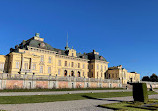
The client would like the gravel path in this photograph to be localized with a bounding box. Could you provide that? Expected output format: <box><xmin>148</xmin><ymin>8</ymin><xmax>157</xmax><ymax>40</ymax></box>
<box><xmin>0</xmin><ymin>94</ymin><xmax>157</xmax><ymax>111</ymax></box>
<box><xmin>0</xmin><ymin>89</ymin><xmax>131</xmax><ymax>96</ymax></box>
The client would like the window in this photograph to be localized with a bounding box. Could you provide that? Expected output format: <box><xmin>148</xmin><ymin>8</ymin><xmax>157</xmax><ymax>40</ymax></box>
<box><xmin>65</xmin><ymin>61</ymin><xmax>67</xmax><ymax>66</ymax></box>
<box><xmin>16</xmin><ymin>62</ymin><xmax>20</xmax><ymax>69</ymax></box>
<box><xmin>78</xmin><ymin>71</ymin><xmax>80</xmax><ymax>77</ymax></box>
<box><xmin>97</xmin><ymin>64</ymin><xmax>99</xmax><ymax>70</ymax></box>
<box><xmin>48</xmin><ymin>66</ymin><xmax>51</xmax><ymax>73</ymax></box>
<box><xmin>101</xmin><ymin>65</ymin><xmax>103</xmax><ymax>71</ymax></box>
<box><xmin>41</xmin><ymin>55</ymin><xmax>44</xmax><ymax>62</ymax></box>
<box><xmin>58</xmin><ymin>69</ymin><xmax>60</xmax><ymax>75</ymax></box>
<box><xmin>92</xmin><ymin>72</ymin><xmax>93</xmax><ymax>77</ymax></box>
<box><xmin>32</xmin><ymin>64</ymin><xmax>36</xmax><ymax>70</ymax></box>
<box><xmin>64</xmin><ymin>70</ymin><xmax>67</xmax><ymax>76</ymax></box>
<box><xmin>78</xmin><ymin>63</ymin><xmax>80</xmax><ymax>68</ymax></box>
<box><xmin>101</xmin><ymin>73</ymin><xmax>103</xmax><ymax>77</ymax></box>
<box><xmin>48</xmin><ymin>56</ymin><xmax>51</xmax><ymax>63</ymax></box>
<box><xmin>83</xmin><ymin>72</ymin><xmax>84</xmax><ymax>76</ymax></box>
<box><xmin>0</xmin><ymin>63</ymin><xmax>4</xmax><ymax>69</ymax></box>
<box><xmin>97</xmin><ymin>72</ymin><xmax>99</xmax><ymax>78</ymax></box>
<box><xmin>71</xmin><ymin>71</ymin><xmax>74</xmax><ymax>76</ymax></box>
<box><xmin>124</xmin><ymin>72</ymin><xmax>126</xmax><ymax>79</ymax></box>
<box><xmin>58</xmin><ymin>60</ymin><xmax>61</xmax><ymax>66</ymax></box>
<box><xmin>24</xmin><ymin>63</ymin><xmax>28</xmax><ymax>70</ymax></box>
<box><xmin>91</xmin><ymin>65</ymin><xmax>93</xmax><ymax>69</ymax></box>
<box><xmin>104</xmin><ymin>66</ymin><xmax>106</xmax><ymax>70</ymax></box>
<box><xmin>71</xmin><ymin>62</ymin><xmax>74</xmax><ymax>67</ymax></box>
<box><xmin>83</xmin><ymin>64</ymin><xmax>85</xmax><ymax>69</ymax></box>
<box><xmin>40</xmin><ymin>66</ymin><xmax>43</xmax><ymax>73</ymax></box>
<box><xmin>72</xmin><ymin>53</ymin><xmax>74</xmax><ymax>56</ymax></box>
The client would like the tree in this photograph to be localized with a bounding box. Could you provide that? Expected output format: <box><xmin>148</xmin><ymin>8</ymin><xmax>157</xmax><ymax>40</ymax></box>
<box><xmin>150</xmin><ymin>73</ymin><xmax>158</xmax><ymax>82</ymax></box>
<box><xmin>142</xmin><ymin>76</ymin><xmax>150</xmax><ymax>81</ymax></box>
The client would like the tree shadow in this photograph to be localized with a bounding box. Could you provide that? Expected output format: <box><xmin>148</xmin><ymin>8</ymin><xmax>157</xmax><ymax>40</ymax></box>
<box><xmin>82</xmin><ymin>95</ymin><xmax>124</xmax><ymax>102</ymax></box>
<box><xmin>126</xmin><ymin>105</ymin><xmax>157</xmax><ymax>110</ymax></box>
<box><xmin>97</xmin><ymin>105</ymin><xmax>122</xmax><ymax>110</ymax></box>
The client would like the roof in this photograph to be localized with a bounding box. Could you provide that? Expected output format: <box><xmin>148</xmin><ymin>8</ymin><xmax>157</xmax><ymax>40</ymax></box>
<box><xmin>11</xmin><ymin>37</ymin><xmax>89</xmax><ymax>60</ymax></box>
<box><xmin>86</xmin><ymin>52</ymin><xmax>107</xmax><ymax>62</ymax></box>
<box><xmin>19</xmin><ymin>38</ymin><xmax>55</xmax><ymax>51</ymax></box>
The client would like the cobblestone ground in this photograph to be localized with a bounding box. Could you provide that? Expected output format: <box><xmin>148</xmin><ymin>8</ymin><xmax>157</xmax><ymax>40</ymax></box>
<box><xmin>0</xmin><ymin>94</ymin><xmax>157</xmax><ymax>111</ymax></box>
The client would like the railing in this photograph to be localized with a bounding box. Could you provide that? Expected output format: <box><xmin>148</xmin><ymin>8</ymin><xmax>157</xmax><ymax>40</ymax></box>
<box><xmin>140</xmin><ymin>81</ymin><xmax>158</xmax><ymax>85</ymax></box>
<box><xmin>20</xmin><ymin>69</ymin><xmax>32</xmax><ymax>73</ymax></box>
<box><xmin>0</xmin><ymin>73</ymin><xmax>122</xmax><ymax>83</ymax></box>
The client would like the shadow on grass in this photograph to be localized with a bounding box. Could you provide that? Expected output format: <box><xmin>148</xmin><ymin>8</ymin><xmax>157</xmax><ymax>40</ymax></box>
<box><xmin>147</xmin><ymin>105</ymin><xmax>158</xmax><ymax>108</ymax></box>
<box><xmin>126</xmin><ymin>105</ymin><xmax>157</xmax><ymax>110</ymax></box>
<box><xmin>82</xmin><ymin>95</ymin><xmax>103</xmax><ymax>100</ymax></box>
<box><xmin>97</xmin><ymin>105</ymin><xmax>122</xmax><ymax>110</ymax></box>
<box><xmin>82</xmin><ymin>95</ymin><xmax>124</xmax><ymax>102</ymax></box>
<box><xmin>82</xmin><ymin>95</ymin><xmax>125</xmax><ymax>110</ymax></box>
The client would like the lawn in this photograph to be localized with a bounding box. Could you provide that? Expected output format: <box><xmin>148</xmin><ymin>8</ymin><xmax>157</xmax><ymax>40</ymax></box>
<box><xmin>0</xmin><ymin>88</ymin><xmax>124</xmax><ymax>92</ymax></box>
<box><xmin>0</xmin><ymin>91</ymin><xmax>156</xmax><ymax>104</ymax></box>
<box><xmin>98</xmin><ymin>99</ymin><xmax>158</xmax><ymax>111</ymax></box>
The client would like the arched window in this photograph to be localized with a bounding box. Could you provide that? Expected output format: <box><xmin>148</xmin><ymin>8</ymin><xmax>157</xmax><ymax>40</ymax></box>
<box><xmin>104</xmin><ymin>72</ymin><xmax>107</xmax><ymax>79</ymax></box>
<box><xmin>71</xmin><ymin>71</ymin><xmax>74</xmax><ymax>76</ymax></box>
<box><xmin>64</xmin><ymin>70</ymin><xmax>67</xmax><ymax>76</ymax></box>
<box><xmin>78</xmin><ymin>71</ymin><xmax>80</xmax><ymax>77</ymax></box>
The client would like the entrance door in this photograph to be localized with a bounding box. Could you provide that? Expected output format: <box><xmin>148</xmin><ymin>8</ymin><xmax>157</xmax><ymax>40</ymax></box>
<box><xmin>29</xmin><ymin>82</ymin><xmax>31</xmax><ymax>89</ymax></box>
<box><xmin>72</xmin><ymin>83</ymin><xmax>74</xmax><ymax>88</ymax></box>
<box><xmin>130</xmin><ymin>78</ymin><xmax>133</xmax><ymax>83</ymax></box>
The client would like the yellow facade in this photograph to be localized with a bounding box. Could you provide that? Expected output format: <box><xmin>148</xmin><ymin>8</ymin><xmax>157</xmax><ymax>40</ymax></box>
<box><xmin>0</xmin><ymin>33</ymin><xmax>108</xmax><ymax>79</ymax></box>
<box><xmin>106</xmin><ymin>65</ymin><xmax>140</xmax><ymax>84</ymax></box>
<box><xmin>0</xmin><ymin>55</ymin><xmax>7</xmax><ymax>73</ymax></box>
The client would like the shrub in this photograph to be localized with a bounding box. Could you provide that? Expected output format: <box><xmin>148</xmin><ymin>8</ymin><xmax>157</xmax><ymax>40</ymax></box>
<box><xmin>132</xmin><ymin>83</ymin><xmax>148</xmax><ymax>103</ymax></box>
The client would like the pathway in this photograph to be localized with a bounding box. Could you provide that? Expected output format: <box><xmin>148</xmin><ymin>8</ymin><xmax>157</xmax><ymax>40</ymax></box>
<box><xmin>0</xmin><ymin>94</ymin><xmax>157</xmax><ymax>111</ymax></box>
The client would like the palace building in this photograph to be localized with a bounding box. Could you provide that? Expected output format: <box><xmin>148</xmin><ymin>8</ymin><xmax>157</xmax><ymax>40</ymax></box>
<box><xmin>0</xmin><ymin>33</ymin><xmax>109</xmax><ymax>79</ymax></box>
<box><xmin>106</xmin><ymin>65</ymin><xmax>140</xmax><ymax>84</ymax></box>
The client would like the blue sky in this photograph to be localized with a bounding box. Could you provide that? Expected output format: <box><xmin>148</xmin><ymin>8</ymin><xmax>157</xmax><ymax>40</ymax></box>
<box><xmin>0</xmin><ymin>0</ymin><xmax>158</xmax><ymax>78</ymax></box>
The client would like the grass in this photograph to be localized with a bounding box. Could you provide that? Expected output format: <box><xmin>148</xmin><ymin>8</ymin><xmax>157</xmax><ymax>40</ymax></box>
<box><xmin>98</xmin><ymin>99</ymin><xmax>158</xmax><ymax>111</ymax></box>
<box><xmin>0</xmin><ymin>88</ymin><xmax>124</xmax><ymax>92</ymax></box>
<box><xmin>0</xmin><ymin>91</ymin><xmax>157</xmax><ymax>104</ymax></box>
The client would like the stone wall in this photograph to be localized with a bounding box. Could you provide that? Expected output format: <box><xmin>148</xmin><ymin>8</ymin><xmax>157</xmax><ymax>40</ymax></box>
<box><xmin>0</xmin><ymin>73</ymin><xmax>123</xmax><ymax>89</ymax></box>
<box><xmin>141</xmin><ymin>81</ymin><xmax>158</xmax><ymax>89</ymax></box>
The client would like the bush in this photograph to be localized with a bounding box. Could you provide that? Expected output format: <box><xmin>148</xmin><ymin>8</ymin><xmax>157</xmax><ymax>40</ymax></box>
<box><xmin>132</xmin><ymin>83</ymin><xmax>148</xmax><ymax>103</ymax></box>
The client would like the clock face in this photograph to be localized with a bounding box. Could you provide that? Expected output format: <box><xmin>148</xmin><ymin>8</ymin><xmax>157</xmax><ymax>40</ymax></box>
<box><xmin>40</xmin><ymin>43</ymin><xmax>46</xmax><ymax>48</ymax></box>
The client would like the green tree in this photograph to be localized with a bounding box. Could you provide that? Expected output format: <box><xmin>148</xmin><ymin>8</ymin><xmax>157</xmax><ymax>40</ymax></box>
<box><xmin>142</xmin><ymin>76</ymin><xmax>150</xmax><ymax>81</ymax></box>
<box><xmin>150</xmin><ymin>73</ymin><xmax>158</xmax><ymax>82</ymax></box>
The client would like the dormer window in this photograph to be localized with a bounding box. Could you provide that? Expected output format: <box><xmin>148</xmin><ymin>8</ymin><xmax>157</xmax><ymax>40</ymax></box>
<box><xmin>100</xmin><ymin>56</ymin><xmax>103</xmax><ymax>60</ymax></box>
<box><xmin>58</xmin><ymin>50</ymin><xmax>61</xmax><ymax>55</ymax></box>
<box><xmin>40</xmin><ymin>42</ymin><xmax>46</xmax><ymax>48</ymax></box>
